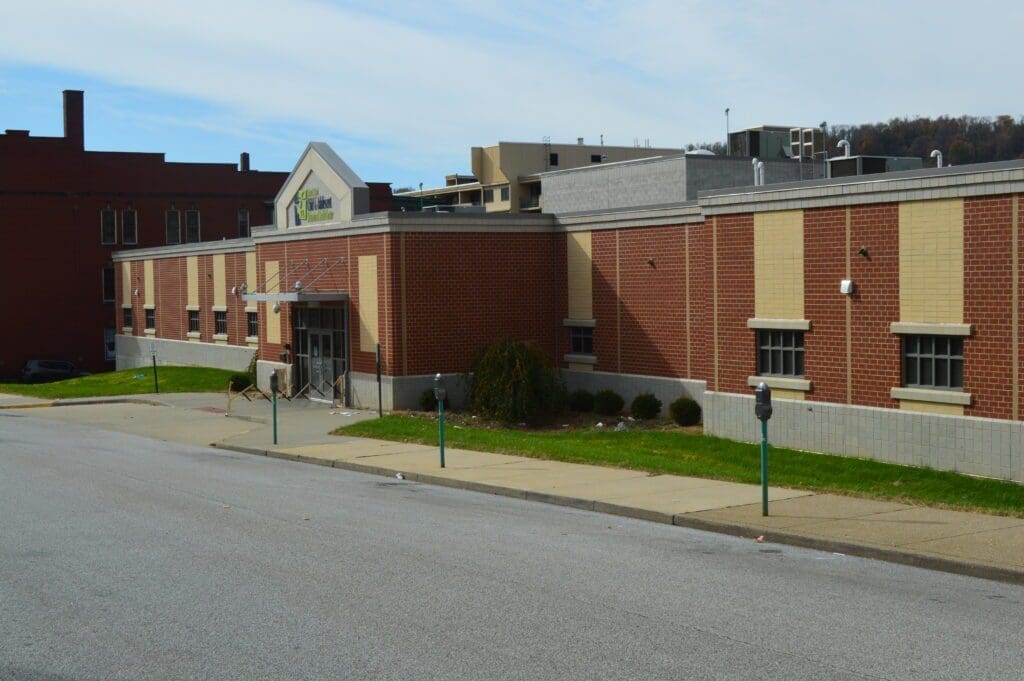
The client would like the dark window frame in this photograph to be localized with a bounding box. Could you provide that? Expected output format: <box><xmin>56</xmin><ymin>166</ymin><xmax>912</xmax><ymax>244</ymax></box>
<box><xmin>101</xmin><ymin>265</ymin><xmax>116</xmax><ymax>303</ymax></box>
<box><xmin>100</xmin><ymin>207</ymin><xmax>117</xmax><ymax>245</ymax></box>
<box><xmin>185</xmin><ymin>209</ymin><xmax>201</xmax><ymax>243</ymax></box>
<box><xmin>145</xmin><ymin>307</ymin><xmax>156</xmax><ymax>331</ymax></box>
<box><xmin>549</xmin><ymin>152</ymin><xmax>559</xmax><ymax>166</ymax></box>
<box><xmin>247</xmin><ymin>311</ymin><xmax>258</xmax><ymax>338</ymax></box>
<box><xmin>903</xmin><ymin>335</ymin><xmax>964</xmax><ymax>389</ymax></box>
<box><xmin>569</xmin><ymin>326</ymin><xmax>594</xmax><ymax>355</ymax></box>
<box><xmin>122</xmin><ymin>208</ymin><xmax>138</xmax><ymax>245</ymax></box>
<box><xmin>238</xmin><ymin>208</ymin><xmax>250</xmax><ymax>238</ymax></box>
<box><xmin>500</xmin><ymin>186</ymin><xmax>510</xmax><ymax>202</ymax></box>
<box><xmin>483</xmin><ymin>188</ymin><xmax>494</xmax><ymax>203</ymax></box>
<box><xmin>165</xmin><ymin>209</ymin><xmax>181</xmax><ymax>245</ymax></box>
<box><xmin>756</xmin><ymin>330</ymin><xmax>805</xmax><ymax>377</ymax></box>
<box><xmin>188</xmin><ymin>310</ymin><xmax>200</xmax><ymax>333</ymax></box>
<box><xmin>123</xmin><ymin>306</ymin><xmax>133</xmax><ymax>330</ymax></box>
<box><xmin>214</xmin><ymin>310</ymin><xmax>228</xmax><ymax>336</ymax></box>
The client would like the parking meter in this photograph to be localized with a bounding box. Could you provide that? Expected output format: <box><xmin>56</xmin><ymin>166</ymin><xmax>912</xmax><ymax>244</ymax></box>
<box><xmin>754</xmin><ymin>381</ymin><xmax>772</xmax><ymax>516</ymax></box>
<box><xmin>433</xmin><ymin>373</ymin><xmax>447</xmax><ymax>404</ymax></box>
<box><xmin>269</xmin><ymin>371</ymin><xmax>279</xmax><ymax>395</ymax></box>
<box><xmin>269</xmin><ymin>371</ymin><xmax>280</xmax><ymax>445</ymax></box>
<box><xmin>434</xmin><ymin>373</ymin><xmax>446</xmax><ymax>468</ymax></box>
<box><xmin>754</xmin><ymin>382</ymin><xmax>772</xmax><ymax>421</ymax></box>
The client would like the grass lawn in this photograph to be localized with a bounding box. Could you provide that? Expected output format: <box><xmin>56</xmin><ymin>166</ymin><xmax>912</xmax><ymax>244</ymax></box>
<box><xmin>337</xmin><ymin>414</ymin><xmax>1024</xmax><ymax>517</ymax></box>
<box><xmin>0</xmin><ymin>366</ymin><xmax>239</xmax><ymax>399</ymax></box>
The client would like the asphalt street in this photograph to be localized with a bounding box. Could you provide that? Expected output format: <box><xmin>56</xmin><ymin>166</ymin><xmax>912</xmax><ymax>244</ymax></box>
<box><xmin>1</xmin><ymin>411</ymin><xmax>1022</xmax><ymax>680</ymax></box>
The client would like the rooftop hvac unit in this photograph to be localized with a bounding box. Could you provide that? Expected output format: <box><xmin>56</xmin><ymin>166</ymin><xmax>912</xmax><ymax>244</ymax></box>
<box><xmin>790</xmin><ymin>128</ymin><xmax>803</xmax><ymax>159</ymax></box>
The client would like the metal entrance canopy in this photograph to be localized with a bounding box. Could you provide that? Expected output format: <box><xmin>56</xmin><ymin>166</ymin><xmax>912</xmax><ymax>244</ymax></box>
<box><xmin>243</xmin><ymin>291</ymin><xmax>349</xmax><ymax>303</ymax></box>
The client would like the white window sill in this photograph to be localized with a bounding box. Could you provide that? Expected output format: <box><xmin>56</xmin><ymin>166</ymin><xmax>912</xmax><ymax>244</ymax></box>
<box><xmin>889</xmin><ymin>322</ymin><xmax>972</xmax><ymax>336</ymax></box>
<box><xmin>564</xmin><ymin>353</ymin><xmax>597</xmax><ymax>365</ymax></box>
<box><xmin>121</xmin><ymin>328</ymin><xmax>133</xmax><ymax>335</ymax></box>
<box><xmin>245</xmin><ymin>336</ymin><xmax>259</xmax><ymax>344</ymax></box>
<box><xmin>212</xmin><ymin>305</ymin><xmax>228</xmax><ymax>313</ymax></box>
<box><xmin>143</xmin><ymin>304</ymin><xmax>155</xmax><ymax>310</ymax></box>
<box><xmin>747</xmin><ymin>318</ymin><xmax>811</xmax><ymax>331</ymax></box>
<box><xmin>890</xmin><ymin>387</ymin><xmax>971</xmax><ymax>406</ymax></box>
<box><xmin>245</xmin><ymin>306</ymin><xmax>258</xmax><ymax>314</ymax></box>
<box><xmin>747</xmin><ymin>375</ymin><xmax>812</xmax><ymax>392</ymax></box>
<box><xmin>213</xmin><ymin>334</ymin><xmax>229</xmax><ymax>342</ymax></box>
<box><xmin>186</xmin><ymin>305</ymin><xmax>200</xmax><ymax>312</ymax></box>
<box><xmin>121</xmin><ymin>303</ymin><xmax>133</xmax><ymax>310</ymax></box>
<box><xmin>144</xmin><ymin>329</ymin><xmax>156</xmax><ymax>336</ymax></box>
<box><xmin>187</xmin><ymin>331</ymin><xmax>201</xmax><ymax>339</ymax></box>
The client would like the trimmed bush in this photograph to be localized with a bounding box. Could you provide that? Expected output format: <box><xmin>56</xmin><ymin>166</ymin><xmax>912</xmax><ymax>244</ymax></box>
<box><xmin>469</xmin><ymin>339</ymin><xmax>565</xmax><ymax>424</ymax></box>
<box><xmin>670</xmin><ymin>396</ymin><xmax>702</xmax><ymax>426</ymax></box>
<box><xmin>593</xmin><ymin>389</ymin><xmax>624</xmax><ymax>416</ymax></box>
<box><xmin>631</xmin><ymin>392</ymin><xmax>662</xmax><ymax>420</ymax></box>
<box><xmin>568</xmin><ymin>389</ymin><xmax>595</xmax><ymax>413</ymax></box>
<box><xmin>228</xmin><ymin>372</ymin><xmax>252</xmax><ymax>392</ymax></box>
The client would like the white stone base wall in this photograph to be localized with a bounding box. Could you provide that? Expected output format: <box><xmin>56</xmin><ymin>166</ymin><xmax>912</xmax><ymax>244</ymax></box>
<box><xmin>561</xmin><ymin>369</ymin><xmax>706</xmax><ymax>414</ymax></box>
<box><xmin>703</xmin><ymin>391</ymin><xmax>1023</xmax><ymax>483</ymax></box>
<box><xmin>348</xmin><ymin>371</ymin><xmax>469</xmax><ymax>412</ymax></box>
<box><xmin>256</xmin><ymin>360</ymin><xmax>292</xmax><ymax>395</ymax></box>
<box><xmin>116</xmin><ymin>335</ymin><xmax>254</xmax><ymax>372</ymax></box>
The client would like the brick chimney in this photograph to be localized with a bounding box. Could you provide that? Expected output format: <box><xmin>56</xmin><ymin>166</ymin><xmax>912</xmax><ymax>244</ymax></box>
<box><xmin>240</xmin><ymin>152</ymin><xmax>250</xmax><ymax>172</ymax></box>
<box><xmin>63</xmin><ymin>90</ymin><xmax>84</xmax><ymax>149</ymax></box>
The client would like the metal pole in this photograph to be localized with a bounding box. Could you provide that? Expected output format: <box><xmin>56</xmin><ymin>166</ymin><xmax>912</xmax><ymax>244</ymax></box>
<box><xmin>272</xmin><ymin>389</ymin><xmax>278</xmax><ymax>445</ymax></box>
<box><xmin>760</xmin><ymin>418</ymin><xmax>769</xmax><ymax>516</ymax></box>
<box><xmin>438</xmin><ymin>399</ymin><xmax>445</xmax><ymax>468</ymax></box>
<box><xmin>152</xmin><ymin>356</ymin><xmax>159</xmax><ymax>394</ymax></box>
<box><xmin>376</xmin><ymin>343</ymin><xmax>383</xmax><ymax>418</ymax></box>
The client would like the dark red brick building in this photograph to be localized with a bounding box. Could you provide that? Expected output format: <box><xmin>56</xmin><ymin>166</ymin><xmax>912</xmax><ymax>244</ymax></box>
<box><xmin>0</xmin><ymin>90</ymin><xmax>289</xmax><ymax>375</ymax></box>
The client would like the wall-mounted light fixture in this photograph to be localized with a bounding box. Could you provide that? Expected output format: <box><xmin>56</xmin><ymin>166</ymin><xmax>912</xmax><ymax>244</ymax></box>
<box><xmin>272</xmin><ymin>302</ymin><xmax>281</xmax><ymax>313</ymax></box>
<box><xmin>647</xmin><ymin>258</ymin><xmax>656</xmax><ymax>268</ymax></box>
<box><xmin>133</xmin><ymin>288</ymin><xmax>140</xmax><ymax>297</ymax></box>
<box><xmin>858</xmin><ymin>246</ymin><xmax>869</xmax><ymax>258</ymax></box>
<box><xmin>840</xmin><ymin>280</ymin><xmax>855</xmax><ymax>295</ymax></box>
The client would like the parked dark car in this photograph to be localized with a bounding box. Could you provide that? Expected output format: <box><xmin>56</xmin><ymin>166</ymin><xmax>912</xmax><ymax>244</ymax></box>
<box><xmin>20</xmin><ymin>359</ymin><xmax>81</xmax><ymax>383</ymax></box>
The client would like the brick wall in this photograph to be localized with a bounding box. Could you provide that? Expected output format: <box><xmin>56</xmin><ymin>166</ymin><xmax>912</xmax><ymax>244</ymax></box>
<box><xmin>964</xmin><ymin>195</ymin><xmax>1014</xmax><ymax>419</ymax></box>
<box><xmin>803</xmin><ymin>207</ymin><xmax>848</xmax><ymax>404</ymax></box>
<box><xmin>850</xmin><ymin>203</ymin><xmax>901</xmax><ymax>408</ymax></box>
<box><xmin>714</xmin><ymin>214</ymin><xmax>755</xmax><ymax>393</ymax></box>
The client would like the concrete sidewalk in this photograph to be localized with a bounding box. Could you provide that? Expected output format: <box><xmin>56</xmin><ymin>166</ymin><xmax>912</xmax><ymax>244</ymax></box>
<box><xmin>9</xmin><ymin>391</ymin><xmax>1024</xmax><ymax>584</ymax></box>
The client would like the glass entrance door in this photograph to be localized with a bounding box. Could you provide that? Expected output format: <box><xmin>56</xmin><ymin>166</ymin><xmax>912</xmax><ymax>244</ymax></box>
<box><xmin>308</xmin><ymin>331</ymin><xmax>333</xmax><ymax>401</ymax></box>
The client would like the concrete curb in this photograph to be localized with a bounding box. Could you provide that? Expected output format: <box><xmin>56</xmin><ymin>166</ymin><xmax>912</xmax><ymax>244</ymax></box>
<box><xmin>0</xmin><ymin>396</ymin><xmax>171</xmax><ymax>410</ymax></box>
<box><xmin>209</xmin><ymin>442</ymin><xmax>1024</xmax><ymax>587</ymax></box>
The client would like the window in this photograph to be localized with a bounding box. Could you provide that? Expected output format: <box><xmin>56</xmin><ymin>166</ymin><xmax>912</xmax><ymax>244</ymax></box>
<box><xmin>100</xmin><ymin>208</ymin><xmax>116</xmax><ymax>244</ymax></box>
<box><xmin>102</xmin><ymin>265</ymin><xmax>115</xmax><ymax>302</ymax></box>
<box><xmin>188</xmin><ymin>310</ymin><xmax>200</xmax><ymax>333</ymax></box>
<box><xmin>549</xmin><ymin>152</ymin><xmax>559</xmax><ymax>166</ymax></box>
<box><xmin>483</xmin><ymin>188</ymin><xmax>494</xmax><ymax>203</ymax></box>
<box><xmin>500</xmin><ymin>186</ymin><xmax>510</xmax><ymax>202</ymax></box>
<box><xmin>570</xmin><ymin>326</ymin><xmax>594</xmax><ymax>355</ymax></box>
<box><xmin>123</xmin><ymin>208</ymin><xmax>138</xmax><ymax>244</ymax></box>
<box><xmin>145</xmin><ymin>308</ymin><xmax>156</xmax><ymax>330</ymax></box>
<box><xmin>247</xmin><ymin>311</ymin><xmax>258</xmax><ymax>338</ymax></box>
<box><xmin>215</xmin><ymin>310</ymin><xmax>227</xmax><ymax>336</ymax></box>
<box><xmin>238</xmin><ymin>209</ymin><xmax>250</xmax><ymax>238</ymax></box>
<box><xmin>590</xmin><ymin>154</ymin><xmax>603</xmax><ymax>163</ymax></box>
<box><xmin>185</xmin><ymin>209</ymin><xmax>201</xmax><ymax>243</ymax></box>
<box><xmin>165</xmin><ymin>209</ymin><xmax>181</xmax><ymax>244</ymax></box>
<box><xmin>123</xmin><ymin>306</ymin><xmax>133</xmax><ymax>329</ymax></box>
<box><xmin>757</xmin><ymin>330</ymin><xmax>804</xmax><ymax>377</ymax></box>
<box><xmin>104</xmin><ymin>328</ymin><xmax>116</xmax><ymax>361</ymax></box>
<box><xmin>903</xmin><ymin>335</ymin><xmax>963</xmax><ymax>389</ymax></box>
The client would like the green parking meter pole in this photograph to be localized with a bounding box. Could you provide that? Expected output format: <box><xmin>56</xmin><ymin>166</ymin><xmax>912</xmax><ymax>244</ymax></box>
<box><xmin>754</xmin><ymin>382</ymin><xmax>773</xmax><ymax>517</ymax></box>
<box><xmin>149</xmin><ymin>342</ymin><xmax>159</xmax><ymax>394</ymax></box>
<box><xmin>760</xmin><ymin>418</ymin><xmax>768</xmax><ymax>517</ymax></box>
<box><xmin>270</xmin><ymin>372</ymin><xmax>279</xmax><ymax>445</ymax></box>
<box><xmin>434</xmin><ymin>373</ymin><xmax>446</xmax><ymax>468</ymax></box>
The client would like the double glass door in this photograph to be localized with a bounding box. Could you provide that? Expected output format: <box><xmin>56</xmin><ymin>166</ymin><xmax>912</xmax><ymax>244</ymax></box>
<box><xmin>294</xmin><ymin>306</ymin><xmax>348</xmax><ymax>402</ymax></box>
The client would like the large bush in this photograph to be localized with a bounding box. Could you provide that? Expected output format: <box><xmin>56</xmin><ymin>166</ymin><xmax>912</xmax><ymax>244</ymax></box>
<box><xmin>593</xmin><ymin>389</ymin><xmax>624</xmax><ymax>416</ymax></box>
<box><xmin>469</xmin><ymin>339</ymin><xmax>564</xmax><ymax>424</ymax></box>
<box><xmin>568</xmin><ymin>389</ymin><xmax>595</xmax><ymax>413</ymax></box>
<box><xmin>670</xmin><ymin>396</ymin><xmax>702</xmax><ymax>426</ymax></box>
<box><xmin>631</xmin><ymin>393</ymin><xmax>662</xmax><ymax>420</ymax></box>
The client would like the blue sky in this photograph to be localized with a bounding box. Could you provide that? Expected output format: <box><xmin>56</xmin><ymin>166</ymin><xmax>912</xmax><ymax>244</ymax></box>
<box><xmin>1</xmin><ymin>1</ymin><xmax>1022</xmax><ymax>189</ymax></box>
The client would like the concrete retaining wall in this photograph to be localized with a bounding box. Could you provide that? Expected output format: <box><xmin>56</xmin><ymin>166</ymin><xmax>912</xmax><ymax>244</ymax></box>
<box><xmin>703</xmin><ymin>391</ymin><xmax>1023</xmax><ymax>483</ymax></box>
<box><xmin>562</xmin><ymin>369</ymin><xmax>705</xmax><ymax>415</ymax></box>
<box><xmin>116</xmin><ymin>335</ymin><xmax>254</xmax><ymax>372</ymax></box>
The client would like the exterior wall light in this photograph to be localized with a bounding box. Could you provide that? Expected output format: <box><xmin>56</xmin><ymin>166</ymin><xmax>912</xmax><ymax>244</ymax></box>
<box><xmin>840</xmin><ymin>279</ymin><xmax>855</xmax><ymax>295</ymax></box>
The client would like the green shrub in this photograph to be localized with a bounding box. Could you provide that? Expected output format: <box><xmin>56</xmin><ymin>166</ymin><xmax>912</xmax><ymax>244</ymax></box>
<box><xmin>568</xmin><ymin>389</ymin><xmax>595</xmax><ymax>412</ymax></box>
<box><xmin>228</xmin><ymin>372</ymin><xmax>253</xmax><ymax>392</ymax></box>
<box><xmin>631</xmin><ymin>392</ymin><xmax>662</xmax><ymax>420</ymax></box>
<box><xmin>593</xmin><ymin>389</ymin><xmax>624</xmax><ymax>416</ymax></box>
<box><xmin>469</xmin><ymin>339</ymin><xmax>564</xmax><ymax>424</ymax></box>
<box><xmin>670</xmin><ymin>396</ymin><xmax>702</xmax><ymax>426</ymax></box>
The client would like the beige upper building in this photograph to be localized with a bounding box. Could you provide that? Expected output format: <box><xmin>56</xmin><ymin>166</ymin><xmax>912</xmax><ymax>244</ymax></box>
<box><xmin>401</xmin><ymin>140</ymin><xmax>681</xmax><ymax>213</ymax></box>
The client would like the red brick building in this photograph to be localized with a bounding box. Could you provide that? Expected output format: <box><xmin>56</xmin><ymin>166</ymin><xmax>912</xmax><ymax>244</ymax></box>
<box><xmin>114</xmin><ymin>143</ymin><xmax>1024</xmax><ymax>483</ymax></box>
<box><xmin>0</xmin><ymin>90</ymin><xmax>288</xmax><ymax>375</ymax></box>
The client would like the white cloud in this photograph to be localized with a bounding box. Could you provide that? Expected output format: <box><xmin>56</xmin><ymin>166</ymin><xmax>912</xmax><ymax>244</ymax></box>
<box><xmin>1</xmin><ymin>0</ymin><xmax>1021</xmax><ymax>182</ymax></box>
